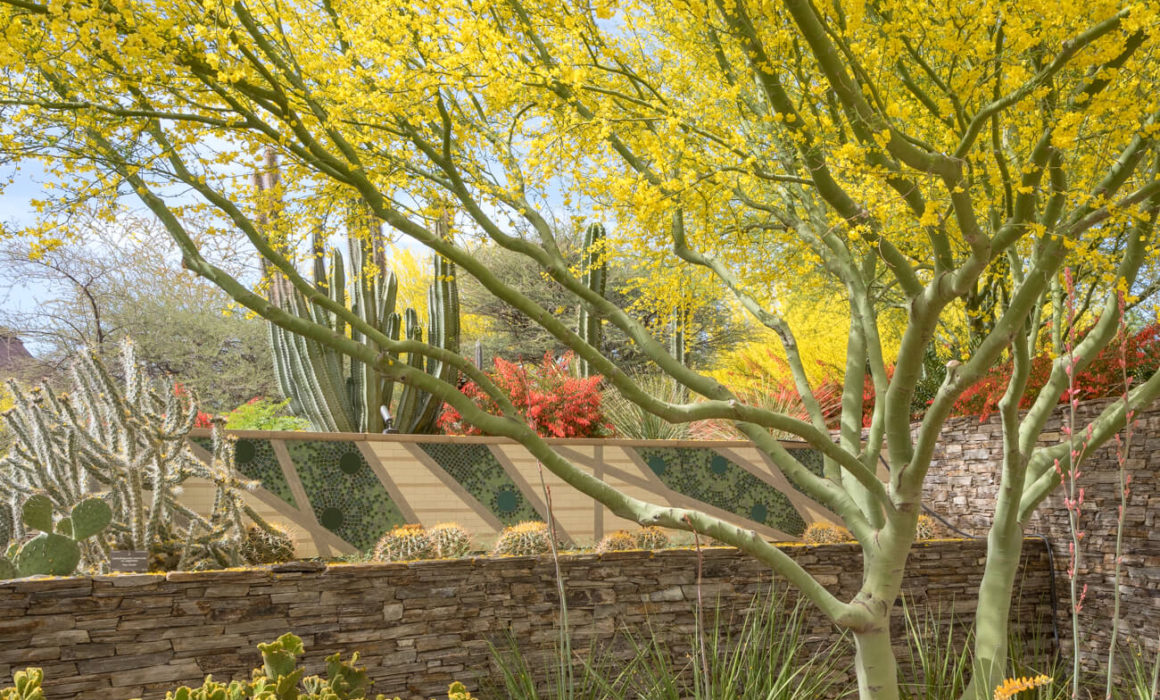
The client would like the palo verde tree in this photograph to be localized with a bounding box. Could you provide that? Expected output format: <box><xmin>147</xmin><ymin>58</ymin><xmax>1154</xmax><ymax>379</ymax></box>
<box><xmin>2</xmin><ymin>1</ymin><xmax>1159</xmax><ymax>697</ymax></box>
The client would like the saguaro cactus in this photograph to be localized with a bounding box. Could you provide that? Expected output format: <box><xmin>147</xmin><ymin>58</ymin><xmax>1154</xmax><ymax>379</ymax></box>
<box><xmin>267</xmin><ymin>204</ymin><xmax>460</xmax><ymax>434</ymax></box>
<box><xmin>576</xmin><ymin>222</ymin><xmax>607</xmax><ymax>378</ymax></box>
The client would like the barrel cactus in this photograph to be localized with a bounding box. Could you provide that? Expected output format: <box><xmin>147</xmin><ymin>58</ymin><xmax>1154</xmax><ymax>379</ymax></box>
<box><xmin>491</xmin><ymin>521</ymin><xmax>552</xmax><ymax>557</ymax></box>
<box><xmin>427</xmin><ymin>523</ymin><xmax>471</xmax><ymax>559</ymax></box>
<box><xmin>595</xmin><ymin>530</ymin><xmax>636</xmax><ymax>554</ymax></box>
<box><xmin>802</xmin><ymin>521</ymin><xmax>853</xmax><ymax>545</ymax></box>
<box><xmin>373</xmin><ymin>524</ymin><xmax>432</xmax><ymax>562</ymax></box>
<box><xmin>915</xmin><ymin>515</ymin><xmax>939</xmax><ymax>540</ymax></box>
<box><xmin>241</xmin><ymin>524</ymin><xmax>297</xmax><ymax>565</ymax></box>
<box><xmin>634</xmin><ymin>527</ymin><xmax>670</xmax><ymax>550</ymax></box>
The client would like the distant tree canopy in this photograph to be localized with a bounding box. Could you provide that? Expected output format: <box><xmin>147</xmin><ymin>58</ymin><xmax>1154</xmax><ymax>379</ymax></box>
<box><xmin>0</xmin><ymin>219</ymin><xmax>278</xmax><ymax>411</ymax></box>
<box><xmin>460</xmin><ymin>227</ymin><xmax>751</xmax><ymax>371</ymax></box>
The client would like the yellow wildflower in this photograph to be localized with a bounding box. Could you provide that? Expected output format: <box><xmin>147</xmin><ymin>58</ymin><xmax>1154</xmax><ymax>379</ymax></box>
<box><xmin>994</xmin><ymin>674</ymin><xmax>1052</xmax><ymax>700</ymax></box>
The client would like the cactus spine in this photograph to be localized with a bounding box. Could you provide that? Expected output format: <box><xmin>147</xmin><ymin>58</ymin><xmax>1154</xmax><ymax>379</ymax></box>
<box><xmin>0</xmin><ymin>339</ymin><xmax>259</xmax><ymax>572</ymax></box>
<box><xmin>427</xmin><ymin>522</ymin><xmax>471</xmax><ymax>558</ymax></box>
<box><xmin>576</xmin><ymin>223</ymin><xmax>607</xmax><ymax>378</ymax></box>
<box><xmin>266</xmin><ymin>196</ymin><xmax>461</xmax><ymax>434</ymax></box>
<box><xmin>634</xmin><ymin>526</ymin><xmax>670</xmax><ymax>550</ymax></box>
<box><xmin>0</xmin><ymin>493</ymin><xmax>112</xmax><ymax>577</ymax></box>
<box><xmin>594</xmin><ymin>530</ymin><xmax>636</xmax><ymax>554</ymax></box>
<box><xmin>373</xmin><ymin>524</ymin><xmax>433</xmax><ymax>562</ymax></box>
<box><xmin>491</xmin><ymin>521</ymin><xmax>552</xmax><ymax>557</ymax></box>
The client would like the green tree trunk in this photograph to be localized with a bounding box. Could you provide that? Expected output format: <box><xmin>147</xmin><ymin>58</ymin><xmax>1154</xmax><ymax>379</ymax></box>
<box><xmin>854</xmin><ymin>624</ymin><xmax>901</xmax><ymax>700</ymax></box>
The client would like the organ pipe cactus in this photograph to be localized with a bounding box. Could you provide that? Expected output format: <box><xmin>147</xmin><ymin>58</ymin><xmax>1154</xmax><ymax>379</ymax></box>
<box><xmin>267</xmin><ymin>202</ymin><xmax>460</xmax><ymax>434</ymax></box>
<box><xmin>0</xmin><ymin>339</ymin><xmax>261</xmax><ymax>571</ymax></box>
<box><xmin>576</xmin><ymin>222</ymin><xmax>606</xmax><ymax>378</ymax></box>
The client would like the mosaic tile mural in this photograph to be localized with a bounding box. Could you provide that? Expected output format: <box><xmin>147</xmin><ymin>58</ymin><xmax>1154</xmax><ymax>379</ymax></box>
<box><xmin>284</xmin><ymin>440</ymin><xmax>406</xmax><ymax>550</ymax></box>
<box><xmin>190</xmin><ymin>436</ymin><xmax>296</xmax><ymax>507</ymax></box>
<box><xmin>416</xmin><ymin>443</ymin><xmax>540</xmax><ymax>526</ymax></box>
<box><xmin>634</xmin><ymin>447</ymin><xmax>807</xmax><ymax>536</ymax></box>
<box><xmin>189</xmin><ymin>432</ymin><xmax>830</xmax><ymax>553</ymax></box>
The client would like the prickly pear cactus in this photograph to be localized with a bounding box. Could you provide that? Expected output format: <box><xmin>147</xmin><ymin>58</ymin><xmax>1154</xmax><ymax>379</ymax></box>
<box><xmin>9</xmin><ymin>495</ymin><xmax>112</xmax><ymax>577</ymax></box>
<box><xmin>802</xmin><ymin>521</ymin><xmax>853</xmax><ymax>545</ymax></box>
<box><xmin>595</xmin><ymin>530</ymin><xmax>636</xmax><ymax>554</ymax></box>
<box><xmin>0</xmin><ymin>667</ymin><xmax>44</xmax><ymax>700</ymax></box>
<box><xmin>373</xmin><ymin>525</ymin><xmax>432</xmax><ymax>562</ymax></box>
<box><xmin>240</xmin><ymin>524</ymin><xmax>296</xmax><ymax>565</ymax></box>
<box><xmin>633</xmin><ymin>527</ymin><xmax>670</xmax><ymax>550</ymax></box>
<box><xmin>20</xmin><ymin>495</ymin><xmax>52</xmax><ymax>534</ymax></box>
<box><xmin>427</xmin><ymin>523</ymin><xmax>471</xmax><ymax>559</ymax></box>
<box><xmin>491</xmin><ymin>521</ymin><xmax>552</xmax><ymax>557</ymax></box>
<box><xmin>0</xmin><ymin>505</ymin><xmax>13</xmax><ymax>551</ymax></box>
<box><xmin>13</xmin><ymin>534</ymin><xmax>80</xmax><ymax>577</ymax></box>
<box><xmin>0</xmin><ymin>558</ymin><xmax>15</xmax><ymax>581</ymax></box>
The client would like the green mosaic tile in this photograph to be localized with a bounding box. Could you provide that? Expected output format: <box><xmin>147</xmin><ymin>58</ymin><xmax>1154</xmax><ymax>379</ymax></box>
<box><xmin>285</xmin><ymin>440</ymin><xmax>405</xmax><ymax>550</ymax></box>
<box><xmin>188</xmin><ymin>437</ymin><xmax>295</xmax><ymax>508</ymax></box>
<box><xmin>417</xmin><ymin>443</ymin><xmax>540</xmax><ymax>526</ymax></box>
<box><xmin>634</xmin><ymin>447</ymin><xmax>806</xmax><ymax>536</ymax></box>
<box><xmin>793</xmin><ymin>447</ymin><xmax>825</xmax><ymax>477</ymax></box>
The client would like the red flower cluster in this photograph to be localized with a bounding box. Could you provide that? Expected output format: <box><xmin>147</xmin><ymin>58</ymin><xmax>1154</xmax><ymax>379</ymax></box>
<box><xmin>438</xmin><ymin>352</ymin><xmax>608</xmax><ymax>438</ymax></box>
<box><xmin>950</xmin><ymin>323</ymin><xmax>1160</xmax><ymax>420</ymax></box>
<box><xmin>174</xmin><ymin>383</ymin><xmax>214</xmax><ymax>428</ymax></box>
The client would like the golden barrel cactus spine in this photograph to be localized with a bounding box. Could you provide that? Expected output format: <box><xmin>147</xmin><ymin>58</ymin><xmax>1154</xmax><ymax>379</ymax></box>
<box><xmin>491</xmin><ymin>521</ymin><xmax>552</xmax><ymax>557</ymax></box>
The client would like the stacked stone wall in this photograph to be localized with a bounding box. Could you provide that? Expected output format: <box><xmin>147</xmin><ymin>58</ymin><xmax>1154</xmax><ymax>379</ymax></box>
<box><xmin>923</xmin><ymin>399</ymin><xmax>1160</xmax><ymax>667</ymax></box>
<box><xmin>0</xmin><ymin>541</ymin><xmax>1051</xmax><ymax>699</ymax></box>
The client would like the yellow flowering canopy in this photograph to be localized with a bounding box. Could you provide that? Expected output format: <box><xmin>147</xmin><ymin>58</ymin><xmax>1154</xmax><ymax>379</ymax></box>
<box><xmin>1</xmin><ymin>1</ymin><xmax>1159</xmax><ymax>695</ymax></box>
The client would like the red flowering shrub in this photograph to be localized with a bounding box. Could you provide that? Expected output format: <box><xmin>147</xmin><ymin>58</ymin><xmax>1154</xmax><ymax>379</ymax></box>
<box><xmin>174</xmin><ymin>383</ymin><xmax>214</xmax><ymax>428</ymax></box>
<box><xmin>950</xmin><ymin>323</ymin><xmax>1160</xmax><ymax>420</ymax></box>
<box><xmin>438</xmin><ymin>352</ymin><xmax>609</xmax><ymax>438</ymax></box>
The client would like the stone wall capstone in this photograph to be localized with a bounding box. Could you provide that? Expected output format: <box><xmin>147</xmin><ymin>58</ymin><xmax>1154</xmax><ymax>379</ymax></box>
<box><xmin>0</xmin><ymin>541</ymin><xmax>1051</xmax><ymax>700</ymax></box>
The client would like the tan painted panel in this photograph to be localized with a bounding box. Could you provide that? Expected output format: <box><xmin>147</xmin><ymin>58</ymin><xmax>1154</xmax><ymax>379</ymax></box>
<box><xmin>492</xmin><ymin>445</ymin><xmax>599</xmax><ymax>545</ymax></box>
<box><xmin>365</xmin><ymin>442</ymin><xmax>499</xmax><ymax>543</ymax></box>
<box><xmin>179</xmin><ymin>477</ymin><xmax>321</xmax><ymax>558</ymax></box>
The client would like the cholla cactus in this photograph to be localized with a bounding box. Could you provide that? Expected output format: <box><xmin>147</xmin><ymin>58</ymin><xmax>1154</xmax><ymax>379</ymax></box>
<box><xmin>491</xmin><ymin>521</ymin><xmax>552</xmax><ymax>557</ymax></box>
<box><xmin>374</xmin><ymin>524</ymin><xmax>432</xmax><ymax>562</ymax></box>
<box><xmin>0</xmin><ymin>339</ymin><xmax>257</xmax><ymax>571</ymax></box>
<box><xmin>595</xmin><ymin>530</ymin><xmax>636</xmax><ymax>554</ymax></box>
<box><xmin>241</xmin><ymin>523</ymin><xmax>297</xmax><ymax>565</ymax></box>
<box><xmin>802</xmin><ymin>521</ymin><xmax>853</xmax><ymax>545</ymax></box>
<box><xmin>634</xmin><ymin>527</ymin><xmax>670</xmax><ymax>550</ymax></box>
<box><xmin>427</xmin><ymin>522</ymin><xmax>471</xmax><ymax>559</ymax></box>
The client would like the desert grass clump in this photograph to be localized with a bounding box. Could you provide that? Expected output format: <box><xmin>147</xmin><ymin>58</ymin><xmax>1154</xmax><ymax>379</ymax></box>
<box><xmin>491</xmin><ymin>521</ymin><xmax>552</xmax><ymax>557</ymax></box>
<box><xmin>374</xmin><ymin>524</ymin><xmax>432</xmax><ymax>562</ymax></box>
<box><xmin>594</xmin><ymin>530</ymin><xmax>637</xmax><ymax>554</ymax></box>
<box><xmin>802</xmin><ymin>521</ymin><xmax>853</xmax><ymax>545</ymax></box>
<box><xmin>428</xmin><ymin>522</ymin><xmax>472</xmax><ymax>558</ymax></box>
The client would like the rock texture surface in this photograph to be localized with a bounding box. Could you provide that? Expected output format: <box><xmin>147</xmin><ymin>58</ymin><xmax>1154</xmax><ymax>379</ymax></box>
<box><xmin>923</xmin><ymin>399</ymin><xmax>1160</xmax><ymax>669</ymax></box>
<box><xmin>0</xmin><ymin>541</ymin><xmax>1050</xmax><ymax>699</ymax></box>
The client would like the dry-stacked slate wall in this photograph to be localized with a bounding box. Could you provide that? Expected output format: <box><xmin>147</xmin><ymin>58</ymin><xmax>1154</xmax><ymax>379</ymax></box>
<box><xmin>923</xmin><ymin>399</ymin><xmax>1160</xmax><ymax>669</ymax></box>
<box><xmin>0</xmin><ymin>540</ymin><xmax>1051</xmax><ymax>700</ymax></box>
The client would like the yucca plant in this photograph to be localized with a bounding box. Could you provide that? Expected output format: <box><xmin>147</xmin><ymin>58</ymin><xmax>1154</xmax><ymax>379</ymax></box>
<box><xmin>601</xmin><ymin>373</ymin><xmax>691</xmax><ymax>440</ymax></box>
